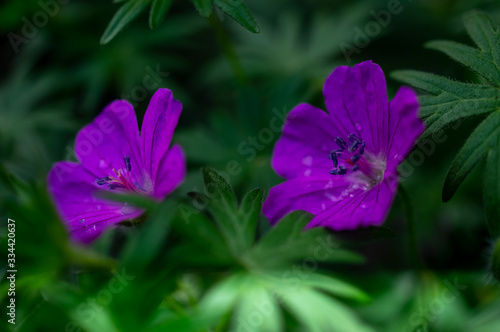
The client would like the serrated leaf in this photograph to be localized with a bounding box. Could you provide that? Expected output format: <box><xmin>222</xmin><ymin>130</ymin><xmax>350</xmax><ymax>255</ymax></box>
<box><xmin>464</xmin><ymin>11</ymin><xmax>500</xmax><ymax>75</ymax></box>
<box><xmin>484</xmin><ymin>127</ymin><xmax>500</xmax><ymax>236</ymax></box>
<box><xmin>426</xmin><ymin>40</ymin><xmax>500</xmax><ymax>84</ymax></box>
<box><xmin>101</xmin><ymin>0</ymin><xmax>151</xmax><ymax>45</ymax></box>
<box><xmin>212</xmin><ymin>0</ymin><xmax>259</xmax><ymax>33</ymax></box>
<box><xmin>190</xmin><ymin>0</ymin><xmax>212</xmax><ymax>17</ymax></box>
<box><xmin>149</xmin><ymin>0</ymin><xmax>173</xmax><ymax>29</ymax></box>
<box><xmin>391</xmin><ymin>70</ymin><xmax>500</xmax><ymax>139</ymax></box>
<box><xmin>443</xmin><ymin>111</ymin><xmax>500</xmax><ymax>202</ymax></box>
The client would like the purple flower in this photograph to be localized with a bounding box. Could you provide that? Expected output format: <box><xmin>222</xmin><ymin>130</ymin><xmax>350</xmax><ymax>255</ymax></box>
<box><xmin>48</xmin><ymin>89</ymin><xmax>186</xmax><ymax>243</ymax></box>
<box><xmin>263</xmin><ymin>61</ymin><xmax>424</xmax><ymax>230</ymax></box>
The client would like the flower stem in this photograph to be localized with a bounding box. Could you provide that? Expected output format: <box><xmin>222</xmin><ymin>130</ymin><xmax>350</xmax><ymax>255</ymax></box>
<box><xmin>399</xmin><ymin>184</ymin><xmax>424</xmax><ymax>272</ymax></box>
<box><xmin>208</xmin><ymin>13</ymin><xmax>248</xmax><ymax>84</ymax></box>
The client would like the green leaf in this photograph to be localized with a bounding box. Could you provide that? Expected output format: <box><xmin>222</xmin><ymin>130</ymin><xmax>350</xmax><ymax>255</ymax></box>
<box><xmin>464</xmin><ymin>11</ymin><xmax>500</xmax><ymax>79</ymax></box>
<box><xmin>149</xmin><ymin>0</ymin><xmax>173</xmax><ymax>29</ymax></box>
<box><xmin>484</xmin><ymin>128</ymin><xmax>500</xmax><ymax>236</ymax></box>
<box><xmin>231</xmin><ymin>279</ymin><xmax>282</xmax><ymax>332</ymax></box>
<box><xmin>190</xmin><ymin>0</ymin><xmax>212</xmax><ymax>17</ymax></box>
<box><xmin>200</xmin><ymin>167</ymin><xmax>239</xmax><ymax>240</ymax></box>
<box><xmin>391</xmin><ymin>70</ymin><xmax>500</xmax><ymax>139</ymax></box>
<box><xmin>239</xmin><ymin>188</ymin><xmax>263</xmax><ymax>248</ymax></box>
<box><xmin>280</xmin><ymin>287</ymin><xmax>373</xmax><ymax>332</ymax></box>
<box><xmin>248</xmin><ymin>211</ymin><xmax>362</xmax><ymax>267</ymax></box>
<box><xmin>302</xmin><ymin>273</ymin><xmax>370</xmax><ymax>302</ymax></box>
<box><xmin>101</xmin><ymin>0</ymin><xmax>151</xmax><ymax>45</ymax></box>
<box><xmin>443</xmin><ymin>111</ymin><xmax>500</xmax><ymax>203</ymax></box>
<box><xmin>212</xmin><ymin>0</ymin><xmax>259</xmax><ymax>33</ymax></box>
<box><xmin>426</xmin><ymin>40</ymin><xmax>500</xmax><ymax>84</ymax></box>
<box><xmin>119</xmin><ymin>200</ymin><xmax>176</xmax><ymax>269</ymax></box>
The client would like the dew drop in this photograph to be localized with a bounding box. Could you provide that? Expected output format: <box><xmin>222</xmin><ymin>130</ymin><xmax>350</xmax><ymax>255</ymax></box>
<box><xmin>79</xmin><ymin>218</ymin><xmax>85</xmax><ymax>223</ymax></box>
<box><xmin>355</xmin><ymin>123</ymin><xmax>362</xmax><ymax>131</ymax></box>
<box><xmin>302</xmin><ymin>155</ymin><xmax>313</xmax><ymax>166</ymax></box>
<box><xmin>120</xmin><ymin>205</ymin><xmax>134</xmax><ymax>215</ymax></box>
<box><xmin>361</xmin><ymin>204</ymin><xmax>367</xmax><ymax>209</ymax></box>
<box><xmin>349</xmin><ymin>194</ymin><xmax>354</xmax><ymax>198</ymax></box>
<box><xmin>304</xmin><ymin>169</ymin><xmax>312</xmax><ymax>177</ymax></box>
<box><xmin>99</xmin><ymin>159</ymin><xmax>109</xmax><ymax>169</ymax></box>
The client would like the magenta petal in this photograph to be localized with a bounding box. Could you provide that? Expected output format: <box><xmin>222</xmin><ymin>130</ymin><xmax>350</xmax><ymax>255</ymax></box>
<box><xmin>386</xmin><ymin>86</ymin><xmax>425</xmax><ymax>172</ymax></box>
<box><xmin>75</xmin><ymin>100</ymin><xmax>142</xmax><ymax>178</ymax></box>
<box><xmin>272</xmin><ymin>103</ymin><xmax>340</xmax><ymax>179</ymax></box>
<box><xmin>307</xmin><ymin>175</ymin><xmax>398</xmax><ymax>230</ymax></box>
<box><xmin>153</xmin><ymin>144</ymin><xmax>186</xmax><ymax>199</ymax></box>
<box><xmin>263</xmin><ymin>175</ymin><xmax>352</xmax><ymax>225</ymax></box>
<box><xmin>47</xmin><ymin>161</ymin><xmax>142</xmax><ymax>244</ymax></box>
<box><xmin>323</xmin><ymin>61</ymin><xmax>389</xmax><ymax>154</ymax></box>
<box><xmin>141</xmin><ymin>89</ymin><xmax>182</xmax><ymax>184</ymax></box>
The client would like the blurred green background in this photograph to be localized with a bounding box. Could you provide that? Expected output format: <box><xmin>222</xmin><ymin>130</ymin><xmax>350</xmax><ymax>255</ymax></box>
<box><xmin>1</xmin><ymin>0</ymin><xmax>500</xmax><ymax>331</ymax></box>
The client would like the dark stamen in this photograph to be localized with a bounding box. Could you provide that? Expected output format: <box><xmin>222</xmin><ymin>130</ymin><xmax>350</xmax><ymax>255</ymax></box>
<box><xmin>97</xmin><ymin>176</ymin><xmax>110</xmax><ymax>185</ymax></box>
<box><xmin>338</xmin><ymin>166</ymin><xmax>347</xmax><ymax>175</ymax></box>
<box><xmin>335</xmin><ymin>137</ymin><xmax>347</xmax><ymax>150</ymax></box>
<box><xmin>348</xmin><ymin>133</ymin><xmax>362</xmax><ymax>143</ymax></box>
<box><xmin>351</xmin><ymin>154</ymin><xmax>361</xmax><ymax>163</ymax></box>
<box><xmin>124</xmin><ymin>156</ymin><xmax>131</xmax><ymax>172</ymax></box>
<box><xmin>352</xmin><ymin>164</ymin><xmax>360</xmax><ymax>171</ymax></box>
<box><xmin>329</xmin><ymin>169</ymin><xmax>339</xmax><ymax>175</ymax></box>
<box><xmin>329</xmin><ymin>151</ymin><xmax>338</xmax><ymax>168</ymax></box>
<box><xmin>359</xmin><ymin>142</ymin><xmax>365</xmax><ymax>155</ymax></box>
<box><xmin>108</xmin><ymin>183</ymin><xmax>124</xmax><ymax>190</ymax></box>
<box><xmin>348</xmin><ymin>141</ymin><xmax>359</xmax><ymax>152</ymax></box>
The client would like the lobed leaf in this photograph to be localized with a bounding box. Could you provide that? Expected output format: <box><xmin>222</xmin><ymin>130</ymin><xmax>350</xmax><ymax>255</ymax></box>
<box><xmin>190</xmin><ymin>0</ymin><xmax>212</xmax><ymax>17</ymax></box>
<box><xmin>212</xmin><ymin>0</ymin><xmax>259</xmax><ymax>33</ymax></box>
<box><xmin>426</xmin><ymin>40</ymin><xmax>500</xmax><ymax>84</ymax></box>
<box><xmin>443</xmin><ymin>111</ymin><xmax>500</xmax><ymax>203</ymax></box>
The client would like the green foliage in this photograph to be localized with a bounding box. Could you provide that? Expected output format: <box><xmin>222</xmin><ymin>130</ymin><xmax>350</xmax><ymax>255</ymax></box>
<box><xmin>162</xmin><ymin>168</ymin><xmax>370</xmax><ymax>331</ymax></box>
<box><xmin>392</xmin><ymin>11</ymin><xmax>500</xmax><ymax>235</ymax></box>
<box><xmin>212</xmin><ymin>0</ymin><xmax>259</xmax><ymax>33</ymax></box>
<box><xmin>101</xmin><ymin>0</ymin><xmax>258</xmax><ymax>44</ymax></box>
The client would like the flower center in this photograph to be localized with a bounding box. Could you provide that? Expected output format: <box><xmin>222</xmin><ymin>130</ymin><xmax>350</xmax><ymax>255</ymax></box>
<box><xmin>328</xmin><ymin>133</ymin><xmax>386</xmax><ymax>188</ymax></box>
<box><xmin>96</xmin><ymin>156</ymin><xmax>147</xmax><ymax>194</ymax></box>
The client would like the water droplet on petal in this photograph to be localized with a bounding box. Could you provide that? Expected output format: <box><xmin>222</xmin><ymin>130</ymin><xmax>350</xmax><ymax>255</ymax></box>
<box><xmin>349</xmin><ymin>194</ymin><xmax>354</xmax><ymax>198</ymax></box>
<box><xmin>99</xmin><ymin>159</ymin><xmax>109</xmax><ymax>169</ymax></box>
<box><xmin>120</xmin><ymin>205</ymin><xmax>134</xmax><ymax>215</ymax></box>
<box><xmin>79</xmin><ymin>219</ymin><xmax>85</xmax><ymax>223</ymax></box>
<box><xmin>302</xmin><ymin>155</ymin><xmax>313</xmax><ymax>166</ymax></box>
<box><xmin>355</xmin><ymin>123</ymin><xmax>362</xmax><ymax>131</ymax></box>
<box><xmin>361</xmin><ymin>204</ymin><xmax>367</xmax><ymax>209</ymax></box>
<box><xmin>304</xmin><ymin>169</ymin><xmax>312</xmax><ymax>177</ymax></box>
